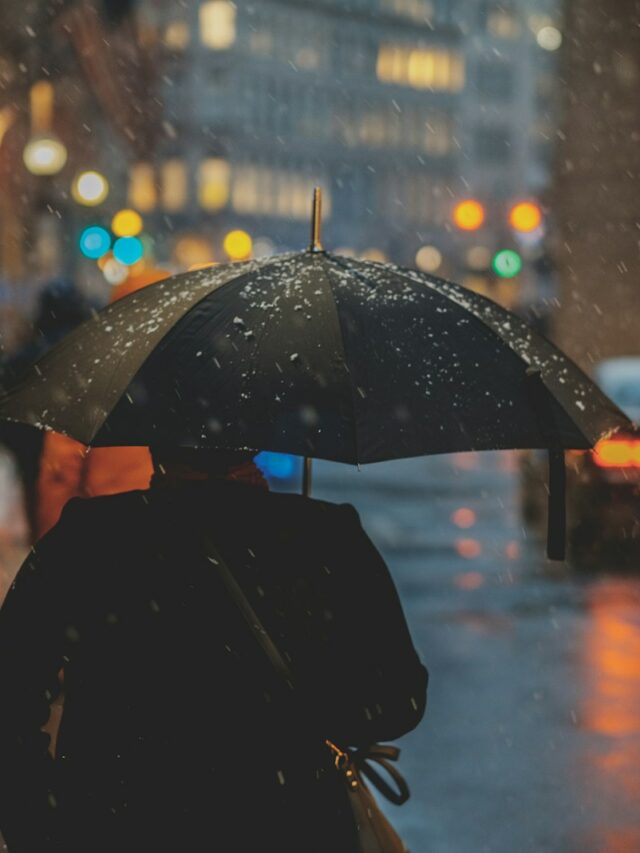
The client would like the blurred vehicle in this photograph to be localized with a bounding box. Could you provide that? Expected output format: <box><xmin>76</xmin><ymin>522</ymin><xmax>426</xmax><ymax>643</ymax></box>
<box><xmin>520</xmin><ymin>357</ymin><xmax>640</xmax><ymax>565</ymax></box>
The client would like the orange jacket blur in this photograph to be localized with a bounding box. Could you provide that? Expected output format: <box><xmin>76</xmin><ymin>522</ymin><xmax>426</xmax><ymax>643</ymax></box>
<box><xmin>35</xmin><ymin>268</ymin><xmax>169</xmax><ymax>539</ymax></box>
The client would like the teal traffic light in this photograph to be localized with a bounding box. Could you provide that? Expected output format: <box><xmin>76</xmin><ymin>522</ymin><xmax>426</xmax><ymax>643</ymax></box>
<box><xmin>492</xmin><ymin>249</ymin><xmax>522</xmax><ymax>279</ymax></box>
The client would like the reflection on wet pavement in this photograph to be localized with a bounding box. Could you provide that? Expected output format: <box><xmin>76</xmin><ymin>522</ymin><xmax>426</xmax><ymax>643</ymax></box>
<box><xmin>579</xmin><ymin>579</ymin><xmax>640</xmax><ymax>853</ymax></box>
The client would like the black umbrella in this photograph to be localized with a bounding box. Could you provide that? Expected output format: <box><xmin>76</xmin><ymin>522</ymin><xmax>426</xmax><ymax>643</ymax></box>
<box><xmin>0</xmin><ymin>192</ymin><xmax>630</xmax><ymax>558</ymax></box>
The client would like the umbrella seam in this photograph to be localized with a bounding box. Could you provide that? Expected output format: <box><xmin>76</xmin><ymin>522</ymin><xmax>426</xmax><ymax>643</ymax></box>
<box><xmin>91</xmin><ymin>254</ymin><xmax>294</xmax><ymax>443</ymax></box>
<box><xmin>320</xmin><ymin>254</ymin><xmax>362</xmax><ymax>466</ymax></box>
<box><xmin>357</xmin><ymin>260</ymin><xmax>605</xmax><ymax>447</ymax></box>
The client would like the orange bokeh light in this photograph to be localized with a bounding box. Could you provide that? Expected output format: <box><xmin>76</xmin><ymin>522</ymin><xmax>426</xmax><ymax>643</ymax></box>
<box><xmin>454</xmin><ymin>571</ymin><xmax>485</xmax><ymax>589</ymax></box>
<box><xmin>452</xmin><ymin>507</ymin><xmax>477</xmax><ymax>529</ymax></box>
<box><xmin>453</xmin><ymin>199</ymin><xmax>485</xmax><ymax>231</ymax></box>
<box><xmin>593</xmin><ymin>438</ymin><xmax>640</xmax><ymax>468</ymax></box>
<box><xmin>455</xmin><ymin>538</ymin><xmax>483</xmax><ymax>559</ymax></box>
<box><xmin>509</xmin><ymin>201</ymin><xmax>542</xmax><ymax>233</ymax></box>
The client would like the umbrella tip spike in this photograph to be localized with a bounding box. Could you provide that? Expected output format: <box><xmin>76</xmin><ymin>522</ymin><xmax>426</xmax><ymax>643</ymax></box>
<box><xmin>309</xmin><ymin>187</ymin><xmax>323</xmax><ymax>253</ymax></box>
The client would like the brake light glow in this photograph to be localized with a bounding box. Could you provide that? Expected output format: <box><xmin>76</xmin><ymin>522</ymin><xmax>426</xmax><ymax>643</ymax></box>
<box><xmin>593</xmin><ymin>438</ymin><xmax>640</xmax><ymax>468</ymax></box>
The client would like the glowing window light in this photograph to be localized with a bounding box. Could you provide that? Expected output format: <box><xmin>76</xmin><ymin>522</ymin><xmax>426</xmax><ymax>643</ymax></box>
<box><xmin>161</xmin><ymin>159</ymin><xmax>188</xmax><ymax>212</ymax></box>
<box><xmin>174</xmin><ymin>235</ymin><xmax>213</xmax><ymax>268</ymax></box>
<box><xmin>200</xmin><ymin>1</ymin><xmax>236</xmax><ymax>50</ymax></box>
<box><xmin>360</xmin><ymin>248</ymin><xmax>388</xmax><ymax>263</ymax></box>
<box><xmin>492</xmin><ymin>249</ymin><xmax>522</xmax><ymax>278</ymax></box>
<box><xmin>164</xmin><ymin>20</ymin><xmax>190</xmax><ymax>50</ymax></box>
<box><xmin>509</xmin><ymin>201</ymin><xmax>542</xmax><ymax>233</ymax></box>
<box><xmin>453</xmin><ymin>199</ymin><xmax>485</xmax><ymax>231</ymax></box>
<box><xmin>199</xmin><ymin>158</ymin><xmax>230</xmax><ymax>211</ymax></box>
<box><xmin>128</xmin><ymin>163</ymin><xmax>157</xmax><ymax>212</ymax></box>
<box><xmin>223</xmin><ymin>229</ymin><xmax>252</xmax><ymax>261</ymax></box>
<box><xmin>72</xmin><ymin>171</ymin><xmax>109</xmax><ymax>206</ymax></box>
<box><xmin>79</xmin><ymin>226</ymin><xmax>111</xmax><ymax>259</ymax></box>
<box><xmin>112</xmin><ymin>209</ymin><xmax>143</xmax><ymax>238</ymax></box>
<box><xmin>113</xmin><ymin>236</ymin><xmax>144</xmax><ymax>266</ymax></box>
<box><xmin>377</xmin><ymin>45</ymin><xmax>464</xmax><ymax>92</ymax></box>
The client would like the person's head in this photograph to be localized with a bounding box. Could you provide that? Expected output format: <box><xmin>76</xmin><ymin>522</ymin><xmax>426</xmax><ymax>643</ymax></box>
<box><xmin>150</xmin><ymin>446</ymin><xmax>256</xmax><ymax>479</ymax></box>
<box><xmin>35</xmin><ymin>277</ymin><xmax>90</xmax><ymax>339</ymax></box>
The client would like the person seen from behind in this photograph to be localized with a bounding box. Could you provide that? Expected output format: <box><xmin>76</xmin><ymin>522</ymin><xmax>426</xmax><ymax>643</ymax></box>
<box><xmin>0</xmin><ymin>446</ymin><xmax>428</xmax><ymax>852</ymax></box>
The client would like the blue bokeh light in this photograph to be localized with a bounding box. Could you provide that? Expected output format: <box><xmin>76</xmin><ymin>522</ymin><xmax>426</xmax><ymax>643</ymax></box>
<box><xmin>255</xmin><ymin>452</ymin><xmax>298</xmax><ymax>481</ymax></box>
<box><xmin>79</xmin><ymin>226</ymin><xmax>111</xmax><ymax>259</ymax></box>
<box><xmin>113</xmin><ymin>235</ymin><xmax>144</xmax><ymax>266</ymax></box>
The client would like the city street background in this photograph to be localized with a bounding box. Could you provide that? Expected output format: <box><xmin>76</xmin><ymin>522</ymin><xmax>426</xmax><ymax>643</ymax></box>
<box><xmin>1</xmin><ymin>1</ymin><xmax>640</xmax><ymax>850</ymax></box>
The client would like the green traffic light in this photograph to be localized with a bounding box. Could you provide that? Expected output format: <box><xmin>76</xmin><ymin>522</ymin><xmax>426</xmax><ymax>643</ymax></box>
<box><xmin>492</xmin><ymin>249</ymin><xmax>522</xmax><ymax>278</ymax></box>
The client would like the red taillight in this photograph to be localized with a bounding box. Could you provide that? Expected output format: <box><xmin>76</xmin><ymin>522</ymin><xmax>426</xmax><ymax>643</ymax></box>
<box><xmin>593</xmin><ymin>437</ymin><xmax>640</xmax><ymax>468</ymax></box>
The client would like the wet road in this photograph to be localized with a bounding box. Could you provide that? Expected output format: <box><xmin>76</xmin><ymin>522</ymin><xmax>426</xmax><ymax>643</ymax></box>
<box><xmin>0</xmin><ymin>449</ymin><xmax>639</xmax><ymax>852</ymax></box>
<box><xmin>312</xmin><ymin>452</ymin><xmax>640</xmax><ymax>853</ymax></box>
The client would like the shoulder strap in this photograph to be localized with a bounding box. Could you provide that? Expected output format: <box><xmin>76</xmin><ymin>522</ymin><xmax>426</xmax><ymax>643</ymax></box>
<box><xmin>201</xmin><ymin>534</ymin><xmax>295</xmax><ymax>687</ymax></box>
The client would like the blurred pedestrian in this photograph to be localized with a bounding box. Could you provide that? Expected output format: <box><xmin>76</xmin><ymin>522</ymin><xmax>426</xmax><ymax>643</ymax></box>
<box><xmin>34</xmin><ymin>267</ymin><xmax>169</xmax><ymax>539</ymax></box>
<box><xmin>0</xmin><ymin>279</ymin><xmax>92</xmax><ymax>542</ymax></box>
<box><xmin>0</xmin><ymin>446</ymin><xmax>427</xmax><ymax>852</ymax></box>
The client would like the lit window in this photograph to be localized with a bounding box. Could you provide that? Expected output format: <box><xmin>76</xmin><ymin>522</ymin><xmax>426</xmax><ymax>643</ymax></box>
<box><xmin>295</xmin><ymin>47</ymin><xmax>320</xmax><ymax>70</ymax></box>
<box><xmin>424</xmin><ymin>115</ymin><xmax>451</xmax><ymax>154</ymax></box>
<box><xmin>199</xmin><ymin>158</ymin><xmax>230</xmax><ymax>210</ymax></box>
<box><xmin>128</xmin><ymin>163</ymin><xmax>157</xmax><ymax>212</ymax></box>
<box><xmin>200</xmin><ymin>1</ymin><xmax>236</xmax><ymax>50</ymax></box>
<box><xmin>487</xmin><ymin>9</ymin><xmax>521</xmax><ymax>39</ymax></box>
<box><xmin>377</xmin><ymin>45</ymin><xmax>465</xmax><ymax>91</ymax></box>
<box><xmin>161</xmin><ymin>159</ymin><xmax>188</xmax><ymax>211</ymax></box>
<box><xmin>249</xmin><ymin>30</ymin><xmax>273</xmax><ymax>56</ymax></box>
<box><xmin>380</xmin><ymin>0</ymin><xmax>434</xmax><ymax>21</ymax></box>
<box><xmin>164</xmin><ymin>21</ymin><xmax>190</xmax><ymax>50</ymax></box>
<box><xmin>231</xmin><ymin>166</ymin><xmax>259</xmax><ymax>213</ymax></box>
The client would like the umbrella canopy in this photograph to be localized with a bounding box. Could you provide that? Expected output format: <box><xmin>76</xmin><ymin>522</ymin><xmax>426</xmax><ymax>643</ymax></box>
<box><xmin>0</xmin><ymin>251</ymin><xmax>628</xmax><ymax>461</ymax></box>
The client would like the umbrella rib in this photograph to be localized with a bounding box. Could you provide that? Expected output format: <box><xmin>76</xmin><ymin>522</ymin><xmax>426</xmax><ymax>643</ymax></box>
<box><xmin>319</xmin><ymin>254</ymin><xmax>362</xmax><ymax>466</ymax></box>
<box><xmin>89</xmin><ymin>254</ymin><xmax>292</xmax><ymax>443</ymax></box>
<box><xmin>359</xmin><ymin>261</ymin><xmax>598</xmax><ymax>445</ymax></box>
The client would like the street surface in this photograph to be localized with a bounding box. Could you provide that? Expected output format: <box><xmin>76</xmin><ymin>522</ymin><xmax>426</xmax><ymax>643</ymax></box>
<box><xmin>1</xmin><ymin>449</ymin><xmax>639</xmax><ymax>852</ymax></box>
<box><xmin>313</xmin><ymin>452</ymin><xmax>640</xmax><ymax>853</ymax></box>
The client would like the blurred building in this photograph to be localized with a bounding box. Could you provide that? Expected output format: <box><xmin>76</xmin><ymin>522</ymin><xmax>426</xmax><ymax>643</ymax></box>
<box><xmin>137</xmin><ymin>0</ymin><xmax>463</xmax><ymax>269</ymax></box>
<box><xmin>0</xmin><ymin>0</ymin><xmax>566</xmax><ymax>305</ymax></box>
<box><xmin>551</xmin><ymin>0</ymin><xmax>640</xmax><ymax>368</ymax></box>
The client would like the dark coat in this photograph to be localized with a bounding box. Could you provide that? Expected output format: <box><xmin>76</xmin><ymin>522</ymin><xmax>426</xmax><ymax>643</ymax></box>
<box><xmin>0</xmin><ymin>480</ymin><xmax>428</xmax><ymax>853</ymax></box>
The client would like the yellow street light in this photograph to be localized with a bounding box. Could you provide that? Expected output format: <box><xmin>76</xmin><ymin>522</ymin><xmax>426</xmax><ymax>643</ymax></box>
<box><xmin>112</xmin><ymin>209</ymin><xmax>143</xmax><ymax>237</ymax></box>
<box><xmin>72</xmin><ymin>170</ymin><xmax>109</xmax><ymax>206</ymax></box>
<box><xmin>223</xmin><ymin>229</ymin><xmax>252</xmax><ymax>260</ymax></box>
<box><xmin>23</xmin><ymin>134</ymin><xmax>68</xmax><ymax>176</ymax></box>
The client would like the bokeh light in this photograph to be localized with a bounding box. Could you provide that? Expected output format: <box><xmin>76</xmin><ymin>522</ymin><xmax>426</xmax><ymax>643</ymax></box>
<box><xmin>79</xmin><ymin>226</ymin><xmax>111</xmax><ymax>259</ymax></box>
<box><xmin>23</xmin><ymin>135</ymin><xmax>67</xmax><ymax>176</ymax></box>
<box><xmin>509</xmin><ymin>201</ymin><xmax>542</xmax><ymax>233</ymax></box>
<box><xmin>455</xmin><ymin>538</ymin><xmax>483</xmax><ymax>559</ymax></box>
<box><xmin>453</xmin><ymin>199</ymin><xmax>485</xmax><ymax>231</ymax></box>
<box><xmin>415</xmin><ymin>245</ymin><xmax>442</xmax><ymax>272</ymax></box>
<box><xmin>492</xmin><ymin>249</ymin><xmax>522</xmax><ymax>278</ymax></box>
<box><xmin>72</xmin><ymin>170</ymin><xmax>109</xmax><ymax>206</ymax></box>
<box><xmin>113</xmin><ymin>236</ymin><xmax>144</xmax><ymax>266</ymax></box>
<box><xmin>223</xmin><ymin>229</ymin><xmax>253</xmax><ymax>260</ymax></box>
<box><xmin>112</xmin><ymin>209</ymin><xmax>143</xmax><ymax>238</ymax></box>
<box><xmin>452</xmin><ymin>507</ymin><xmax>477</xmax><ymax>529</ymax></box>
<box><xmin>536</xmin><ymin>26</ymin><xmax>562</xmax><ymax>51</ymax></box>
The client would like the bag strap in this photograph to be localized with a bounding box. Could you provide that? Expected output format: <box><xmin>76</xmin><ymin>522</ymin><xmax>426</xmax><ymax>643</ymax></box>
<box><xmin>200</xmin><ymin>533</ymin><xmax>410</xmax><ymax>806</ymax></box>
<box><xmin>201</xmin><ymin>534</ymin><xmax>295</xmax><ymax>687</ymax></box>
